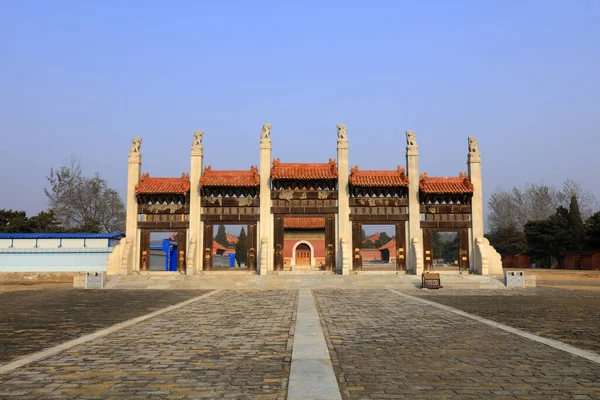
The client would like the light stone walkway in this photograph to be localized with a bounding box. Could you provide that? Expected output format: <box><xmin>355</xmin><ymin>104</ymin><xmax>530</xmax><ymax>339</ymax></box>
<box><xmin>0</xmin><ymin>290</ymin><xmax>297</xmax><ymax>399</ymax></box>
<box><xmin>314</xmin><ymin>289</ymin><xmax>600</xmax><ymax>399</ymax></box>
<box><xmin>288</xmin><ymin>288</ymin><xmax>341</xmax><ymax>400</ymax></box>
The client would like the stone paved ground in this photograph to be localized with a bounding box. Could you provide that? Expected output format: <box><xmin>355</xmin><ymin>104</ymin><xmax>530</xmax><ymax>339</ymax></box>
<box><xmin>415</xmin><ymin>287</ymin><xmax>600</xmax><ymax>353</ymax></box>
<box><xmin>314</xmin><ymin>289</ymin><xmax>600</xmax><ymax>400</ymax></box>
<box><xmin>0</xmin><ymin>290</ymin><xmax>297</xmax><ymax>399</ymax></box>
<box><xmin>0</xmin><ymin>288</ymin><xmax>209</xmax><ymax>363</ymax></box>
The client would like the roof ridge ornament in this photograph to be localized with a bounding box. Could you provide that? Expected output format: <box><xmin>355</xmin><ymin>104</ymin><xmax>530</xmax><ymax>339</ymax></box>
<box><xmin>328</xmin><ymin>158</ymin><xmax>338</xmax><ymax>176</ymax></box>
<box><xmin>468</xmin><ymin>136</ymin><xmax>481</xmax><ymax>162</ymax></box>
<box><xmin>406</xmin><ymin>130</ymin><xmax>418</xmax><ymax>156</ymax></box>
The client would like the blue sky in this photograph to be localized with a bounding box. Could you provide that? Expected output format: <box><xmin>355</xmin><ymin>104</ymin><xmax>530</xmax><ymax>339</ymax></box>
<box><xmin>1</xmin><ymin>1</ymin><xmax>599</xmax><ymax>227</ymax></box>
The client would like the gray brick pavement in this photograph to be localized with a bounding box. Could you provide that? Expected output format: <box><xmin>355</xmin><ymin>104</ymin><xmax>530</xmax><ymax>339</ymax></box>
<box><xmin>314</xmin><ymin>289</ymin><xmax>600</xmax><ymax>400</ymax></box>
<box><xmin>0</xmin><ymin>290</ymin><xmax>297</xmax><ymax>399</ymax></box>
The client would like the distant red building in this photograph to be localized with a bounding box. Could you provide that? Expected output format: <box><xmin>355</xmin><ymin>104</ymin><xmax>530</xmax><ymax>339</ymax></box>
<box><xmin>582</xmin><ymin>250</ymin><xmax>600</xmax><ymax>270</ymax></box>
<box><xmin>282</xmin><ymin>218</ymin><xmax>326</xmax><ymax>269</ymax></box>
<box><xmin>501</xmin><ymin>254</ymin><xmax>531</xmax><ymax>268</ymax></box>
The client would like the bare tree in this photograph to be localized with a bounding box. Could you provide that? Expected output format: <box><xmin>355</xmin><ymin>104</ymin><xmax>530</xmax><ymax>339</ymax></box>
<box><xmin>487</xmin><ymin>188</ymin><xmax>518</xmax><ymax>232</ymax></box>
<box><xmin>45</xmin><ymin>158</ymin><xmax>125</xmax><ymax>233</ymax></box>
<box><xmin>512</xmin><ymin>184</ymin><xmax>557</xmax><ymax>228</ymax></box>
<box><xmin>554</xmin><ymin>179</ymin><xmax>598</xmax><ymax>220</ymax></box>
<box><xmin>487</xmin><ymin>179</ymin><xmax>598</xmax><ymax>233</ymax></box>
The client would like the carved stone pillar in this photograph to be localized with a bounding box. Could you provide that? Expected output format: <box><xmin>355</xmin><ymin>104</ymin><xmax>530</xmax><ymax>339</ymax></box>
<box><xmin>468</xmin><ymin>136</ymin><xmax>486</xmax><ymax>274</ymax></box>
<box><xmin>337</xmin><ymin>124</ymin><xmax>351</xmax><ymax>275</ymax></box>
<box><xmin>406</xmin><ymin>131</ymin><xmax>423</xmax><ymax>276</ymax></box>
<box><xmin>259</xmin><ymin>124</ymin><xmax>273</xmax><ymax>275</ymax></box>
<box><xmin>125</xmin><ymin>138</ymin><xmax>142</xmax><ymax>275</ymax></box>
<box><xmin>188</xmin><ymin>131</ymin><xmax>203</xmax><ymax>275</ymax></box>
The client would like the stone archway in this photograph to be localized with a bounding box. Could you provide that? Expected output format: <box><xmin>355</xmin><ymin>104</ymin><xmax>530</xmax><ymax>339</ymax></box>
<box><xmin>291</xmin><ymin>240</ymin><xmax>316</xmax><ymax>267</ymax></box>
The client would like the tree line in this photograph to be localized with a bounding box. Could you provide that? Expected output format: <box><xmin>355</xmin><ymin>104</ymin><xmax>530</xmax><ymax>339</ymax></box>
<box><xmin>1</xmin><ymin>158</ymin><xmax>125</xmax><ymax>233</ymax></box>
<box><xmin>486</xmin><ymin>179</ymin><xmax>600</xmax><ymax>268</ymax></box>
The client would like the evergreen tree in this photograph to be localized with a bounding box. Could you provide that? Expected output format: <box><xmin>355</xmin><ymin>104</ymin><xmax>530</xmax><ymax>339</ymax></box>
<box><xmin>441</xmin><ymin>234</ymin><xmax>460</xmax><ymax>264</ymax></box>
<box><xmin>432</xmin><ymin>232</ymin><xmax>443</xmax><ymax>259</ymax></box>
<box><xmin>361</xmin><ymin>228</ymin><xmax>366</xmax><ymax>241</ymax></box>
<box><xmin>0</xmin><ymin>210</ymin><xmax>30</xmax><ymax>233</ymax></box>
<box><xmin>568</xmin><ymin>195</ymin><xmax>586</xmax><ymax>250</ymax></box>
<box><xmin>215</xmin><ymin>225</ymin><xmax>228</xmax><ymax>247</ymax></box>
<box><xmin>0</xmin><ymin>209</ymin><xmax>65</xmax><ymax>233</ymax></box>
<box><xmin>27</xmin><ymin>210</ymin><xmax>63</xmax><ymax>233</ymax></box>
<box><xmin>235</xmin><ymin>227</ymin><xmax>248</xmax><ymax>266</ymax></box>
<box><xmin>485</xmin><ymin>225</ymin><xmax>528</xmax><ymax>255</ymax></box>
<box><xmin>585</xmin><ymin>212</ymin><xmax>600</xmax><ymax>249</ymax></box>
<box><xmin>525</xmin><ymin>207</ymin><xmax>572</xmax><ymax>268</ymax></box>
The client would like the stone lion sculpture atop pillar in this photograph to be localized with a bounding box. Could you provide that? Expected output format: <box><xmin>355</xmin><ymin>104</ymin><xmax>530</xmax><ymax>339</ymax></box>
<box><xmin>260</xmin><ymin>123</ymin><xmax>272</xmax><ymax>144</ymax></box>
<box><xmin>405</xmin><ymin>130</ymin><xmax>418</xmax><ymax>155</ymax></box>
<box><xmin>405</xmin><ymin>130</ymin><xmax>416</xmax><ymax>147</ymax></box>
<box><xmin>129</xmin><ymin>137</ymin><xmax>142</xmax><ymax>156</ymax></box>
<box><xmin>192</xmin><ymin>130</ymin><xmax>203</xmax><ymax>151</ymax></box>
<box><xmin>337</xmin><ymin>124</ymin><xmax>347</xmax><ymax>146</ymax></box>
<box><xmin>468</xmin><ymin>136</ymin><xmax>481</xmax><ymax>162</ymax></box>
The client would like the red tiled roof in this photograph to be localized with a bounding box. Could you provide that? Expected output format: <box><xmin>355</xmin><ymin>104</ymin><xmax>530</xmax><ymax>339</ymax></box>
<box><xmin>271</xmin><ymin>159</ymin><xmax>338</xmax><ymax>180</ymax></box>
<box><xmin>226</xmin><ymin>233</ymin><xmax>239</xmax><ymax>245</ymax></box>
<box><xmin>364</xmin><ymin>233</ymin><xmax>381</xmax><ymax>244</ymax></box>
<box><xmin>419</xmin><ymin>172</ymin><xmax>474</xmax><ymax>194</ymax></box>
<box><xmin>135</xmin><ymin>173</ymin><xmax>191</xmax><ymax>195</ymax></box>
<box><xmin>200</xmin><ymin>166</ymin><xmax>259</xmax><ymax>187</ymax></box>
<box><xmin>213</xmin><ymin>240</ymin><xmax>227</xmax><ymax>254</ymax></box>
<box><xmin>378</xmin><ymin>238</ymin><xmax>396</xmax><ymax>250</ymax></box>
<box><xmin>284</xmin><ymin>217</ymin><xmax>326</xmax><ymax>229</ymax></box>
<box><xmin>349</xmin><ymin>166</ymin><xmax>409</xmax><ymax>187</ymax></box>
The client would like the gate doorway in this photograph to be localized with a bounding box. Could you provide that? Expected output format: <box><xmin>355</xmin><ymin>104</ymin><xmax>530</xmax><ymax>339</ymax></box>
<box><xmin>202</xmin><ymin>223</ymin><xmax>257</xmax><ymax>272</ymax></box>
<box><xmin>273</xmin><ymin>215</ymin><xmax>336</xmax><ymax>272</ymax></box>
<box><xmin>295</xmin><ymin>243</ymin><xmax>312</xmax><ymax>266</ymax></box>
<box><xmin>423</xmin><ymin>229</ymin><xmax>469</xmax><ymax>272</ymax></box>
<box><xmin>351</xmin><ymin>222</ymin><xmax>407</xmax><ymax>272</ymax></box>
<box><xmin>140</xmin><ymin>229</ymin><xmax>187</xmax><ymax>273</ymax></box>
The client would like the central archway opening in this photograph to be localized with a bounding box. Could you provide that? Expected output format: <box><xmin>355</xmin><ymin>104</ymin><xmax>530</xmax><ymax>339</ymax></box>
<box><xmin>294</xmin><ymin>243</ymin><xmax>312</xmax><ymax>266</ymax></box>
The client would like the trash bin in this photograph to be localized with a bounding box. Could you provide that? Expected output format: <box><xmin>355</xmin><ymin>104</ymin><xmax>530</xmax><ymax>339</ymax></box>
<box><xmin>504</xmin><ymin>271</ymin><xmax>524</xmax><ymax>288</ymax></box>
<box><xmin>228</xmin><ymin>253</ymin><xmax>236</xmax><ymax>268</ymax></box>
<box><xmin>85</xmin><ymin>272</ymin><xmax>105</xmax><ymax>288</ymax></box>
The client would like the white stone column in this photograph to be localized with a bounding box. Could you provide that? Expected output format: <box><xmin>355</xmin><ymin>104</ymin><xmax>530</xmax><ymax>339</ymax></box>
<box><xmin>124</xmin><ymin>138</ymin><xmax>142</xmax><ymax>275</ymax></box>
<box><xmin>406</xmin><ymin>131</ymin><xmax>423</xmax><ymax>275</ymax></box>
<box><xmin>259</xmin><ymin>124</ymin><xmax>273</xmax><ymax>275</ymax></box>
<box><xmin>467</xmin><ymin>136</ymin><xmax>486</xmax><ymax>274</ymax></box>
<box><xmin>188</xmin><ymin>131</ymin><xmax>204</xmax><ymax>275</ymax></box>
<box><xmin>337</xmin><ymin>124</ymin><xmax>351</xmax><ymax>275</ymax></box>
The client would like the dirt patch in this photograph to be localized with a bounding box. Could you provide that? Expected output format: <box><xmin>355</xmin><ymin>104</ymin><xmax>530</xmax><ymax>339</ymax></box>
<box><xmin>0</xmin><ymin>282</ymin><xmax>72</xmax><ymax>293</ymax></box>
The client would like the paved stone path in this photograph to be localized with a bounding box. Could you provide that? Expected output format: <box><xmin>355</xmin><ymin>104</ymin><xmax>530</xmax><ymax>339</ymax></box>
<box><xmin>0</xmin><ymin>290</ymin><xmax>297</xmax><ymax>399</ymax></box>
<box><xmin>2</xmin><ymin>287</ymin><xmax>600</xmax><ymax>399</ymax></box>
<box><xmin>288</xmin><ymin>288</ymin><xmax>341</xmax><ymax>400</ymax></box>
<box><xmin>0</xmin><ymin>288</ymin><xmax>209</xmax><ymax>363</ymax></box>
<box><xmin>314</xmin><ymin>289</ymin><xmax>600</xmax><ymax>399</ymax></box>
<box><xmin>414</xmin><ymin>287</ymin><xmax>600</xmax><ymax>353</ymax></box>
